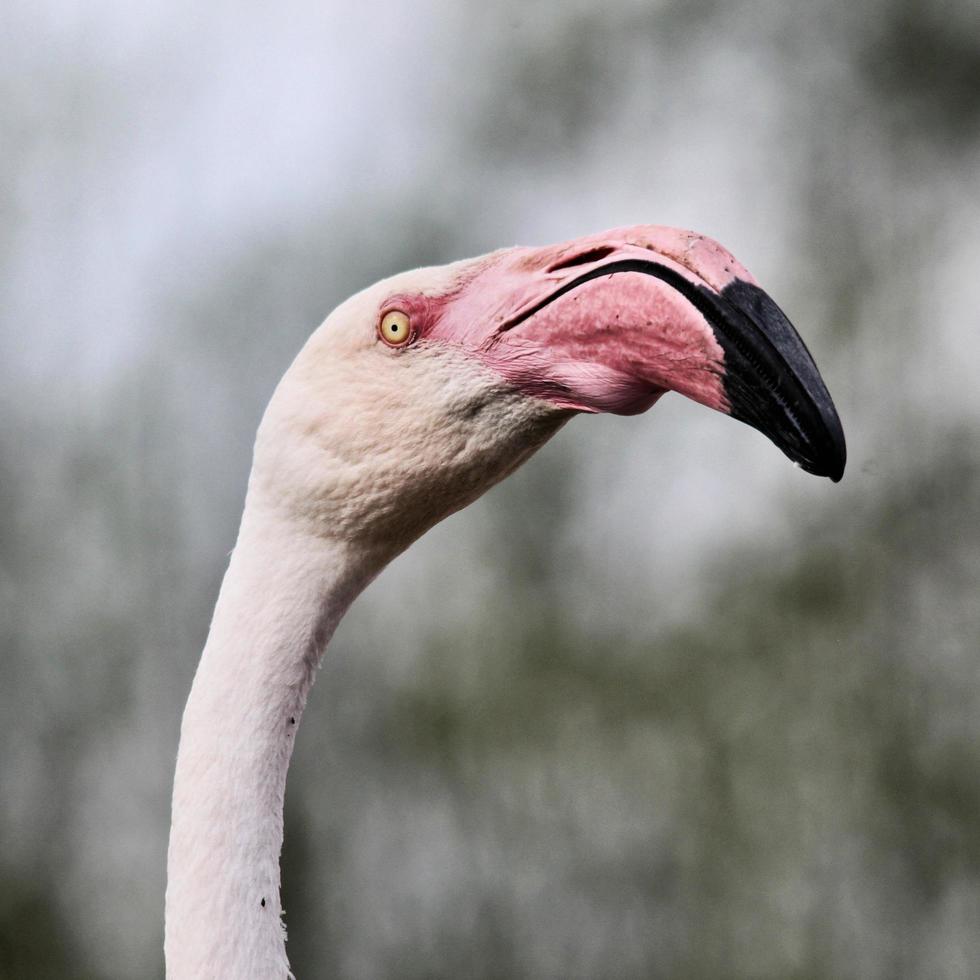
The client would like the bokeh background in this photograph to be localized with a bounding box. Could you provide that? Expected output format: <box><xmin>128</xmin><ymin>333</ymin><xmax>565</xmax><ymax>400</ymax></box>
<box><xmin>3</xmin><ymin>0</ymin><xmax>980</xmax><ymax>977</ymax></box>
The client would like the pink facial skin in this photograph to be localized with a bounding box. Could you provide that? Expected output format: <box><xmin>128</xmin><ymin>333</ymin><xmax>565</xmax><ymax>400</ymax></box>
<box><xmin>484</xmin><ymin>269</ymin><xmax>728</xmax><ymax>415</ymax></box>
<box><xmin>398</xmin><ymin>226</ymin><xmax>754</xmax><ymax>417</ymax></box>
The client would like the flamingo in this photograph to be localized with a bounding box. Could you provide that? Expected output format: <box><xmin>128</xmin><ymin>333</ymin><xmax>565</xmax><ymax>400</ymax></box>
<box><xmin>164</xmin><ymin>225</ymin><xmax>845</xmax><ymax>978</ymax></box>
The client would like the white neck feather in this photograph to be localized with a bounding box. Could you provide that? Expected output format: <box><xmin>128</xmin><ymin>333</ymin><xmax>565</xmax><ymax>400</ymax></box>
<box><xmin>163</xmin><ymin>276</ymin><xmax>567</xmax><ymax>977</ymax></box>
<box><xmin>164</xmin><ymin>495</ymin><xmax>380</xmax><ymax>979</ymax></box>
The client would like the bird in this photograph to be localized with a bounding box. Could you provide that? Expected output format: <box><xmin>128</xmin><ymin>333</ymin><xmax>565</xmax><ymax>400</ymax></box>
<box><xmin>164</xmin><ymin>225</ymin><xmax>845</xmax><ymax>979</ymax></box>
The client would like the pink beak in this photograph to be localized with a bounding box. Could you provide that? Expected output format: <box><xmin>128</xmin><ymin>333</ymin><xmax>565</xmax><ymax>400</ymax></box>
<box><xmin>427</xmin><ymin>226</ymin><xmax>846</xmax><ymax>482</ymax></box>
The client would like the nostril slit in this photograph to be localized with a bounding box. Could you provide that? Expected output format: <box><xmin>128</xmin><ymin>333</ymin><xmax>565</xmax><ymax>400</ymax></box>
<box><xmin>548</xmin><ymin>246</ymin><xmax>616</xmax><ymax>272</ymax></box>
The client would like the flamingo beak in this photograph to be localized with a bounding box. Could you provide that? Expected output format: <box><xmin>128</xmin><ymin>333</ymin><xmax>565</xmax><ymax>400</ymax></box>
<box><xmin>464</xmin><ymin>228</ymin><xmax>846</xmax><ymax>482</ymax></box>
<box><xmin>696</xmin><ymin>276</ymin><xmax>846</xmax><ymax>482</ymax></box>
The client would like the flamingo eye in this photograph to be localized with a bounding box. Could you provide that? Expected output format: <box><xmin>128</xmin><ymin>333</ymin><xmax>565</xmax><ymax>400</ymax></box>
<box><xmin>379</xmin><ymin>310</ymin><xmax>413</xmax><ymax>347</ymax></box>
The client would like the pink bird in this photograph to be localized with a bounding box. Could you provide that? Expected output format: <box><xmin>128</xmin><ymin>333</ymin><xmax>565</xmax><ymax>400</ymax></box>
<box><xmin>165</xmin><ymin>226</ymin><xmax>845</xmax><ymax>978</ymax></box>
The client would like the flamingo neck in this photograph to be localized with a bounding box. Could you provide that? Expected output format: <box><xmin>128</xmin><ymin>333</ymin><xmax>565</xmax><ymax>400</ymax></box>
<box><xmin>165</xmin><ymin>497</ymin><xmax>378</xmax><ymax>979</ymax></box>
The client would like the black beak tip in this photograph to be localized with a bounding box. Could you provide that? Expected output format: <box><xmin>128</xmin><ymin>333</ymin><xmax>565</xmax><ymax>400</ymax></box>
<box><xmin>713</xmin><ymin>278</ymin><xmax>847</xmax><ymax>487</ymax></box>
<box><xmin>804</xmin><ymin>436</ymin><xmax>846</xmax><ymax>483</ymax></box>
<box><xmin>768</xmin><ymin>394</ymin><xmax>846</xmax><ymax>483</ymax></box>
<box><xmin>828</xmin><ymin>445</ymin><xmax>846</xmax><ymax>483</ymax></box>
<box><xmin>806</xmin><ymin>398</ymin><xmax>847</xmax><ymax>483</ymax></box>
<box><xmin>740</xmin><ymin>403</ymin><xmax>847</xmax><ymax>484</ymax></box>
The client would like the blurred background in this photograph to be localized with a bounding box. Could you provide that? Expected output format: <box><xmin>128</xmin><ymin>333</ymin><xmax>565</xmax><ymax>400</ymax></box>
<box><xmin>3</xmin><ymin>0</ymin><xmax>980</xmax><ymax>977</ymax></box>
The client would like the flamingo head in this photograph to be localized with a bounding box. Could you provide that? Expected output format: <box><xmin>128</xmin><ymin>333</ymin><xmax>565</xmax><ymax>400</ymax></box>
<box><xmin>255</xmin><ymin>226</ymin><xmax>845</xmax><ymax>554</ymax></box>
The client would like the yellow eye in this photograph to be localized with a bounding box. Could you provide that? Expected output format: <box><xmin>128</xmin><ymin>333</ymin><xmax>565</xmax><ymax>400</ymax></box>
<box><xmin>379</xmin><ymin>310</ymin><xmax>412</xmax><ymax>347</ymax></box>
